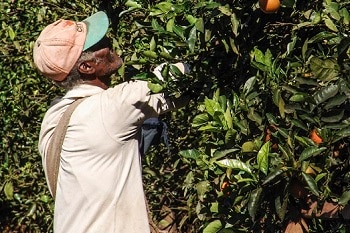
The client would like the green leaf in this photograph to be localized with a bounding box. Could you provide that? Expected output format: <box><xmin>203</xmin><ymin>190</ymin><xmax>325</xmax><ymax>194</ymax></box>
<box><xmin>275</xmin><ymin>193</ymin><xmax>288</xmax><ymax>220</ymax></box>
<box><xmin>211</xmin><ymin>148</ymin><xmax>239</xmax><ymax>162</ymax></box>
<box><xmin>339</xmin><ymin>190</ymin><xmax>350</xmax><ymax>206</ymax></box>
<box><xmin>293</xmin><ymin>21</ymin><xmax>313</xmax><ymax>30</ymax></box>
<box><xmin>298</xmin><ymin>147</ymin><xmax>327</xmax><ymax>162</ymax></box>
<box><xmin>179</xmin><ymin>149</ymin><xmax>201</xmax><ymax>160</ymax></box>
<box><xmin>27</xmin><ymin>203</ymin><xmax>37</xmax><ymax>217</ymax></box>
<box><xmin>325</xmin><ymin>2</ymin><xmax>340</xmax><ymax>20</ymax></box>
<box><xmin>295</xmin><ymin>135</ymin><xmax>314</xmax><ymax>147</ymax></box>
<box><xmin>266</xmin><ymin>113</ymin><xmax>278</xmax><ymax>126</ymax></box>
<box><xmin>161</xmin><ymin>64</ymin><xmax>170</xmax><ymax>81</ymax></box>
<box><xmin>248</xmin><ymin>187</ymin><xmax>262</xmax><ymax>221</ymax></box>
<box><xmin>159</xmin><ymin>51</ymin><xmax>173</xmax><ymax>59</ymax></box>
<box><xmin>336</xmin><ymin>127</ymin><xmax>350</xmax><ymax>140</ymax></box>
<box><xmin>203</xmin><ymin>219</ymin><xmax>223</xmax><ymax>233</ymax></box>
<box><xmin>338</xmin><ymin>37</ymin><xmax>350</xmax><ymax>68</ymax></box>
<box><xmin>210</xmin><ymin>202</ymin><xmax>219</xmax><ymax>213</ymax></box>
<box><xmin>4</xmin><ymin>181</ymin><xmax>14</xmax><ymax>200</ymax></box>
<box><xmin>218</xmin><ymin>95</ymin><xmax>227</xmax><ymax>111</ymax></box>
<box><xmin>324</xmin><ymin>95</ymin><xmax>348</xmax><ymax>110</ymax></box>
<box><xmin>242</xmin><ymin>141</ymin><xmax>257</xmax><ymax>152</ymax></box>
<box><xmin>147</xmin><ymin>82</ymin><xmax>163</xmax><ymax>93</ymax></box>
<box><xmin>284</xmin><ymin>35</ymin><xmax>297</xmax><ymax>57</ymax></box>
<box><xmin>186</xmin><ymin>14</ymin><xmax>197</xmax><ymax>25</ymax></box>
<box><xmin>224</xmin><ymin>108</ymin><xmax>233</xmax><ymax>129</ymax></box>
<box><xmin>310</xmin><ymin>57</ymin><xmax>339</xmax><ymax>82</ymax></box>
<box><xmin>7</xmin><ymin>26</ymin><xmax>16</xmax><ymax>40</ymax></box>
<box><xmin>229</xmin><ymin>37</ymin><xmax>239</xmax><ymax>54</ymax></box>
<box><xmin>166</xmin><ymin>18</ymin><xmax>175</xmax><ymax>32</ymax></box>
<box><xmin>40</xmin><ymin>195</ymin><xmax>51</xmax><ymax>203</ymax></box>
<box><xmin>340</xmin><ymin>8</ymin><xmax>350</xmax><ymax>25</ymax></box>
<box><xmin>289</xmin><ymin>93</ymin><xmax>309</xmax><ymax>102</ymax></box>
<box><xmin>216</xmin><ymin>159</ymin><xmax>253</xmax><ymax>175</ymax></box>
<box><xmin>308</xmin><ymin>31</ymin><xmax>337</xmax><ymax>43</ymax></box>
<box><xmin>149</xmin><ymin>37</ymin><xmax>156</xmax><ymax>51</ymax></box>
<box><xmin>299</xmin><ymin>114</ymin><xmax>317</xmax><ymax>124</ymax></box>
<box><xmin>173</xmin><ymin>25</ymin><xmax>185</xmax><ymax>40</ymax></box>
<box><xmin>230</xmin><ymin>13</ymin><xmax>239</xmax><ymax>37</ymax></box>
<box><xmin>313</xmin><ymin>84</ymin><xmax>339</xmax><ymax>105</ymax></box>
<box><xmin>321</xmin><ymin>109</ymin><xmax>344</xmax><ymax>123</ymax></box>
<box><xmin>324</xmin><ymin>16</ymin><xmax>338</xmax><ymax>32</ymax></box>
<box><xmin>252</xmin><ymin>47</ymin><xmax>264</xmax><ymax>63</ymax></box>
<box><xmin>291</xmin><ymin>119</ymin><xmax>308</xmax><ymax>131</ymax></box>
<box><xmin>243</xmin><ymin>76</ymin><xmax>256</xmax><ymax>94</ymax></box>
<box><xmin>205</xmin><ymin>98</ymin><xmax>222</xmax><ymax>116</ymax></box>
<box><xmin>302</xmin><ymin>39</ymin><xmax>309</xmax><ymax>60</ymax></box>
<box><xmin>142</xmin><ymin>50</ymin><xmax>158</xmax><ymax>59</ymax></box>
<box><xmin>257</xmin><ymin>142</ymin><xmax>270</xmax><ymax>175</ymax></box>
<box><xmin>247</xmin><ymin>108</ymin><xmax>262</xmax><ymax>125</ymax></box>
<box><xmin>278</xmin><ymin>143</ymin><xmax>293</xmax><ymax>160</ymax></box>
<box><xmin>262</xmin><ymin>167</ymin><xmax>289</xmax><ymax>186</ymax></box>
<box><xmin>195</xmin><ymin>18</ymin><xmax>205</xmax><ymax>33</ymax></box>
<box><xmin>252</xmin><ymin>47</ymin><xmax>273</xmax><ymax>67</ymax></box>
<box><xmin>218</xmin><ymin>5</ymin><xmax>231</xmax><ymax>16</ymax></box>
<box><xmin>188</xmin><ymin>26</ymin><xmax>197</xmax><ymax>53</ymax></box>
<box><xmin>125</xmin><ymin>0</ymin><xmax>142</xmax><ymax>8</ymax></box>
<box><xmin>198</xmin><ymin>124</ymin><xmax>221</xmax><ymax>132</ymax></box>
<box><xmin>192</xmin><ymin>113</ymin><xmax>209</xmax><ymax>127</ymax></box>
<box><xmin>295</xmin><ymin>77</ymin><xmax>319</xmax><ymax>86</ymax></box>
<box><xmin>155</xmin><ymin>2</ymin><xmax>173</xmax><ymax>12</ymax></box>
<box><xmin>196</xmin><ymin>180</ymin><xmax>210</xmax><ymax>202</ymax></box>
<box><xmin>225</xmin><ymin>128</ymin><xmax>237</xmax><ymax>144</ymax></box>
<box><xmin>302</xmin><ymin>172</ymin><xmax>320</xmax><ymax>196</ymax></box>
<box><xmin>132</xmin><ymin>72</ymin><xmax>152</xmax><ymax>81</ymax></box>
<box><xmin>277</xmin><ymin>127</ymin><xmax>289</xmax><ymax>139</ymax></box>
<box><xmin>151</xmin><ymin>19</ymin><xmax>165</xmax><ymax>32</ymax></box>
<box><xmin>278</xmin><ymin>96</ymin><xmax>286</xmax><ymax>118</ymax></box>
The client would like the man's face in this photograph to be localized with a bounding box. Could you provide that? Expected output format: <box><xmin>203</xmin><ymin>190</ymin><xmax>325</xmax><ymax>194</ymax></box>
<box><xmin>87</xmin><ymin>37</ymin><xmax>123</xmax><ymax>78</ymax></box>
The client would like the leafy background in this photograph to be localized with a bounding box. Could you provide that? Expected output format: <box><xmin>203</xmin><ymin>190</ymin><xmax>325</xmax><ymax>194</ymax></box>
<box><xmin>1</xmin><ymin>0</ymin><xmax>349</xmax><ymax>232</ymax></box>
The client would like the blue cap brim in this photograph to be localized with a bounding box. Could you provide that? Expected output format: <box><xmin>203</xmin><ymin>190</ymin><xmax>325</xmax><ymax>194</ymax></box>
<box><xmin>82</xmin><ymin>11</ymin><xmax>109</xmax><ymax>51</ymax></box>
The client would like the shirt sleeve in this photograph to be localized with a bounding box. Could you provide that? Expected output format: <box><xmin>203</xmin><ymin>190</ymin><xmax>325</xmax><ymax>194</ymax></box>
<box><xmin>99</xmin><ymin>80</ymin><xmax>175</xmax><ymax>141</ymax></box>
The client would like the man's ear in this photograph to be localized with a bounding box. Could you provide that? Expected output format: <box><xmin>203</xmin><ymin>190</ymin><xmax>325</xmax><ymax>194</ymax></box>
<box><xmin>78</xmin><ymin>61</ymin><xmax>95</xmax><ymax>74</ymax></box>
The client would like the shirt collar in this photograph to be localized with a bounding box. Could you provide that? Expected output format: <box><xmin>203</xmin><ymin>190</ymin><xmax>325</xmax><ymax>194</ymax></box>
<box><xmin>63</xmin><ymin>84</ymin><xmax>105</xmax><ymax>99</ymax></box>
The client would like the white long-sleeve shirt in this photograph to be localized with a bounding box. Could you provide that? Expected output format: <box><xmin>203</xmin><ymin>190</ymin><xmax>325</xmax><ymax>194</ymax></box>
<box><xmin>38</xmin><ymin>80</ymin><xmax>175</xmax><ymax>233</ymax></box>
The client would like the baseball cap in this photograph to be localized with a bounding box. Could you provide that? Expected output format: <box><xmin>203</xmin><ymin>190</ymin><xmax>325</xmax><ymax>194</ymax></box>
<box><xmin>33</xmin><ymin>11</ymin><xmax>109</xmax><ymax>81</ymax></box>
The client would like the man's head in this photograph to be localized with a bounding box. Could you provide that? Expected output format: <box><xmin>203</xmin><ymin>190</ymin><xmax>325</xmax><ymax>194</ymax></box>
<box><xmin>33</xmin><ymin>11</ymin><xmax>122</xmax><ymax>89</ymax></box>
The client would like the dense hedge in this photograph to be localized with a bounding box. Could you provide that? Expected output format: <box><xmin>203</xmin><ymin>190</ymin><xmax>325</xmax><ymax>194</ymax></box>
<box><xmin>1</xmin><ymin>0</ymin><xmax>349</xmax><ymax>232</ymax></box>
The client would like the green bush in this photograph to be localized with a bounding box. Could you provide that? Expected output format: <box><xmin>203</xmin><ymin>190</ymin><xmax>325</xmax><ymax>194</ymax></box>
<box><xmin>1</xmin><ymin>0</ymin><xmax>349</xmax><ymax>232</ymax></box>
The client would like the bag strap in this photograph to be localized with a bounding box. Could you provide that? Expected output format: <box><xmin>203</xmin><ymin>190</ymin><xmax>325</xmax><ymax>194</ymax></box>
<box><xmin>46</xmin><ymin>97</ymin><xmax>86</xmax><ymax>199</ymax></box>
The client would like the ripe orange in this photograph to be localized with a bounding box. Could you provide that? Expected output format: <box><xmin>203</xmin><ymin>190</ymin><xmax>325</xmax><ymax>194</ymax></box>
<box><xmin>264</xmin><ymin>125</ymin><xmax>278</xmax><ymax>150</ymax></box>
<box><xmin>221</xmin><ymin>181</ymin><xmax>229</xmax><ymax>190</ymax></box>
<box><xmin>221</xmin><ymin>181</ymin><xmax>231</xmax><ymax>195</ymax></box>
<box><xmin>309</xmin><ymin>129</ymin><xmax>323</xmax><ymax>145</ymax></box>
<box><xmin>259</xmin><ymin>0</ymin><xmax>281</xmax><ymax>14</ymax></box>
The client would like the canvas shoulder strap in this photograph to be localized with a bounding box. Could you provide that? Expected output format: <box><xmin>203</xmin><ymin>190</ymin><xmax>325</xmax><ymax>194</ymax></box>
<box><xmin>46</xmin><ymin>97</ymin><xmax>86</xmax><ymax>199</ymax></box>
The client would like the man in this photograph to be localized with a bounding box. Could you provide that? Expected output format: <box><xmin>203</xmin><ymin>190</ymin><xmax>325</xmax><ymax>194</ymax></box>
<box><xmin>34</xmin><ymin>11</ymin><xmax>188</xmax><ymax>233</ymax></box>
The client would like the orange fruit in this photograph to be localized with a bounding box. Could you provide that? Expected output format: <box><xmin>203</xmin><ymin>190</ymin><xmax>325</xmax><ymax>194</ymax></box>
<box><xmin>309</xmin><ymin>129</ymin><xmax>323</xmax><ymax>145</ymax></box>
<box><xmin>264</xmin><ymin>125</ymin><xmax>278</xmax><ymax>150</ymax></box>
<box><xmin>221</xmin><ymin>181</ymin><xmax>229</xmax><ymax>190</ymax></box>
<box><xmin>259</xmin><ymin>0</ymin><xmax>281</xmax><ymax>14</ymax></box>
<box><xmin>221</xmin><ymin>181</ymin><xmax>231</xmax><ymax>195</ymax></box>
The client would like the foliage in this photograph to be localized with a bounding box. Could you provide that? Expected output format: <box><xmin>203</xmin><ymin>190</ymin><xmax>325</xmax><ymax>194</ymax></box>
<box><xmin>1</xmin><ymin>0</ymin><xmax>349</xmax><ymax>232</ymax></box>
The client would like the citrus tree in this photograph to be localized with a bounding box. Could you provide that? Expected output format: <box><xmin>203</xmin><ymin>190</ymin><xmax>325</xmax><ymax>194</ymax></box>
<box><xmin>1</xmin><ymin>0</ymin><xmax>349</xmax><ymax>232</ymax></box>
